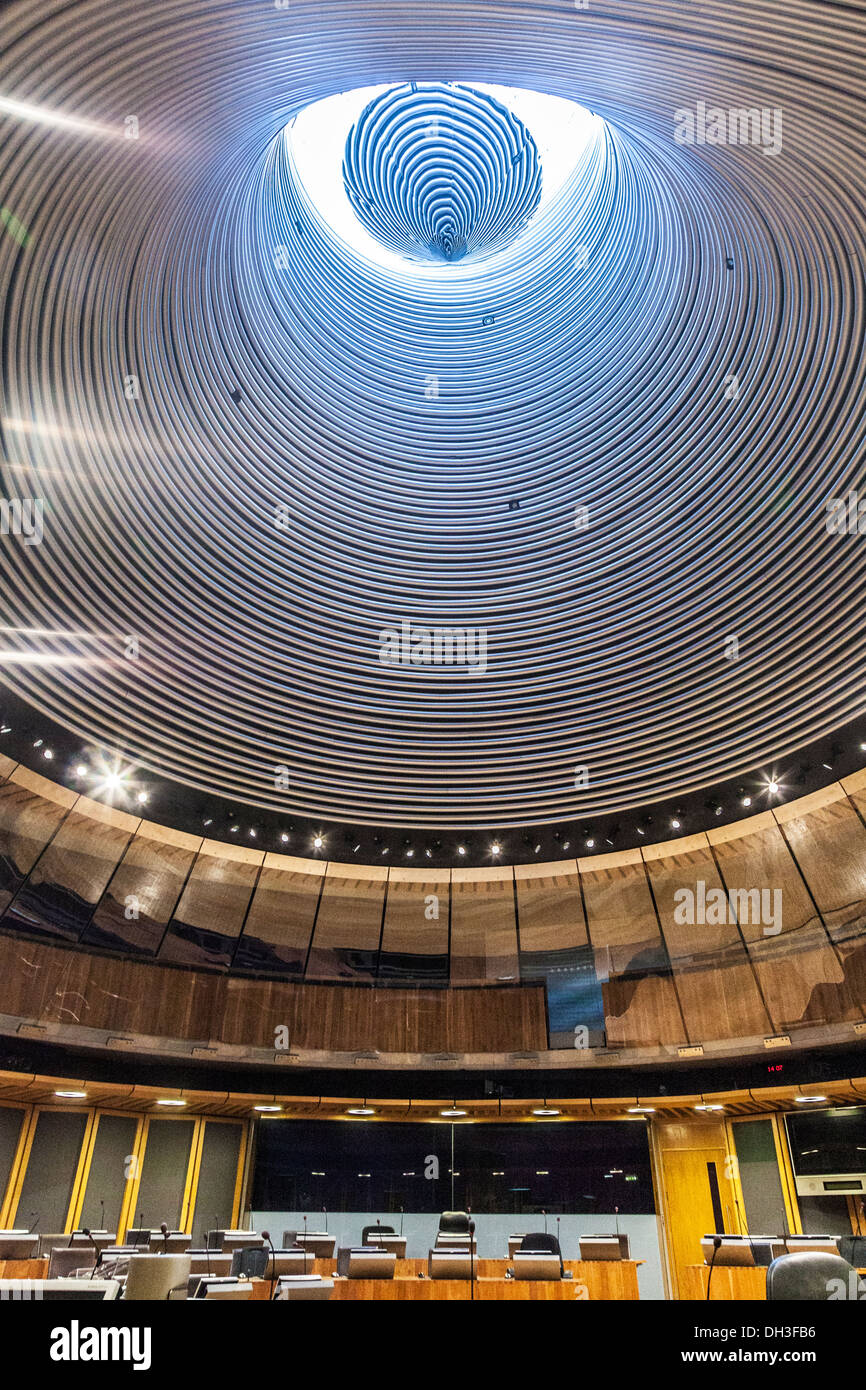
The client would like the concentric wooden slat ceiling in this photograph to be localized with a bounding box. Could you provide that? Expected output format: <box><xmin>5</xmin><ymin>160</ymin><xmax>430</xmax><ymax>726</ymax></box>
<box><xmin>0</xmin><ymin>0</ymin><xmax>864</xmax><ymax>830</ymax></box>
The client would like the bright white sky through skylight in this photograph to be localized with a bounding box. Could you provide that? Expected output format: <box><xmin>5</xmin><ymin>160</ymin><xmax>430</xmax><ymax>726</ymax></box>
<box><xmin>286</xmin><ymin>83</ymin><xmax>602</xmax><ymax>275</ymax></box>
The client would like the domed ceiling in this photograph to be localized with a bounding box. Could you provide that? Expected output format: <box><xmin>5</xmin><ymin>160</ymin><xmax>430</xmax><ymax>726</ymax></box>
<box><xmin>0</xmin><ymin>0</ymin><xmax>864</xmax><ymax>842</ymax></box>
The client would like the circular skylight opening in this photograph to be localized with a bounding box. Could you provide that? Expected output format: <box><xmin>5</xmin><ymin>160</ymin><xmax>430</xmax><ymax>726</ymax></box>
<box><xmin>286</xmin><ymin>82</ymin><xmax>602</xmax><ymax>273</ymax></box>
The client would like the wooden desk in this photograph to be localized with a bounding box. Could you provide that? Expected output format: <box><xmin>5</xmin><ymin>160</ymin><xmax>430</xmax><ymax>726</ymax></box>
<box><xmin>318</xmin><ymin>1258</ymin><xmax>642</xmax><ymax>1300</ymax></box>
<box><xmin>682</xmin><ymin>1262</ymin><xmax>866</xmax><ymax>1301</ymax></box>
<box><xmin>0</xmin><ymin>1258</ymin><xmax>48</xmax><ymax>1280</ymax></box>
<box><xmin>682</xmin><ymin>1264</ymin><xmax>766</xmax><ymax>1300</ymax></box>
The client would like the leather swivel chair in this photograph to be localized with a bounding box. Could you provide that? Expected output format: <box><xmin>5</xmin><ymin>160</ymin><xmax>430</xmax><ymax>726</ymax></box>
<box><xmin>362</xmin><ymin>1224</ymin><xmax>396</xmax><ymax>1246</ymax></box>
<box><xmin>438</xmin><ymin>1212</ymin><xmax>470</xmax><ymax>1239</ymax></box>
<box><xmin>766</xmin><ymin>1251</ymin><xmax>856</xmax><ymax>1300</ymax></box>
<box><xmin>230</xmin><ymin>1246</ymin><xmax>269</xmax><ymax>1279</ymax></box>
<box><xmin>519</xmin><ymin>1232</ymin><xmax>564</xmax><ymax>1277</ymax></box>
<box><xmin>124</xmin><ymin>1253</ymin><xmax>191</xmax><ymax>1300</ymax></box>
<box><xmin>47</xmin><ymin>1246</ymin><xmax>95</xmax><ymax>1279</ymax></box>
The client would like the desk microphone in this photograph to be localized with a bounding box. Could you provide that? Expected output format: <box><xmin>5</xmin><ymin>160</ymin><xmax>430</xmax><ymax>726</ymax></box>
<box><xmin>399</xmin><ymin>1206</ymin><xmax>404</xmax><ymax>1237</ymax></box>
<box><xmin>27</xmin><ymin>1211</ymin><xmax>39</xmax><ymax>1234</ymax></box>
<box><xmin>83</xmin><ymin>1227</ymin><xmax>102</xmax><ymax>1278</ymax></box>
<box><xmin>542</xmin><ymin>1208</ymin><xmax>548</xmax><ymax>1234</ymax></box>
<box><xmin>302</xmin><ymin>1215</ymin><xmax>308</xmax><ymax>1275</ymax></box>
<box><xmin>733</xmin><ymin>1191</ymin><xmax>759</xmax><ymax>1267</ymax></box>
<box><xmin>323</xmin><ymin>1205</ymin><xmax>328</xmax><ymax>1234</ymax></box>
<box><xmin>99</xmin><ymin>1200</ymin><xmax>105</xmax><ymax>1231</ymax></box>
<box><xmin>706</xmin><ymin>1235</ymin><xmax>722</xmax><ymax>1301</ymax></box>
<box><xmin>615</xmin><ymin>1205</ymin><xmax>620</xmax><ymax>1237</ymax></box>
<box><xmin>262</xmin><ymin>1229</ymin><xmax>278</xmax><ymax>1300</ymax></box>
<box><xmin>469</xmin><ymin>1219</ymin><xmax>476</xmax><ymax>1302</ymax></box>
<box><xmin>160</xmin><ymin>1222</ymin><xmax>169</xmax><ymax>1254</ymax></box>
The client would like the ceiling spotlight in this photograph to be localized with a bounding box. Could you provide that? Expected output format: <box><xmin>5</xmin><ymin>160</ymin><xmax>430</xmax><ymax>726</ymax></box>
<box><xmin>43</xmin><ymin>748</ymin><xmax>53</xmax><ymax>760</ymax></box>
<box><xmin>457</xmin><ymin>845</ymin><xmax>466</xmax><ymax>856</ymax></box>
<box><xmin>136</xmin><ymin>791</ymin><xmax>148</xmax><ymax>804</ymax></box>
<box><xmin>253</xmin><ymin>1104</ymin><xmax>282</xmax><ymax>1113</ymax></box>
<box><xmin>440</xmin><ymin>1107</ymin><xmax>468</xmax><ymax>1118</ymax></box>
<box><xmin>75</xmin><ymin>764</ymin><xmax>87</xmax><ymax>776</ymax></box>
<box><xmin>627</xmin><ymin>1106</ymin><xmax>656</xmax><ymax>1115</ymax></box>
<box><xmin>742</xmin><ymin>796</ymin><xmax>751</xmax><ymax>807</ymax></box>
<box><xmin>532</xmin><ymin>1106</ymin><xmax>561</xmax><ymax>1117</ymax></box>
<box><xmin>156</xmin><ymin>1098</ymin><xmax>186</xmax><ymax>1107</ymax></box>
<box><xmin>313</xmin><ymin>835</ymin><xmax>323</xmax><ymax>849</ymax></box>
<box><xmin>248</xmin><ymin>828</ymin><xmax>256</xmax><ymax>838</ymax></box>
<box><xmin>585</xmin><ymin>838</ymin><xmax>595</xmax><ymax>849</ymax></box>
<box><xmin>54</xmin><ymin>1089</ymin><xmax>87</xmax><ymax>1099</ymax></box>
<box><xmin>671</xmin><ymin>819</ymin><xmax>681</xmax><ymax>830</ymax></box>
<box><xmin>794</xmin><ymin>1095</ymin><xmax>827</xmax><ymax>1104</ymax></box>
<box><xmin>406</xmin><ymin>848</ymin><xmax>414</xmax><ymax>857</ymax></box>
<box><xmin>695</xmin><ymin>1104</ymin><xmax>724</xmax><ymax>1112</ymax></box>
<box><xmin>280</xmin><ymin>833</ymin><xmax>289</xmax><ymax>843</ymax></box>
<box><xmin>491</xmin><ymin>841</ymin><xmax>501</xmax><ymax>855</ymax></box>
<box><xmin>347</xmin><ymin>1105</ymin><xmax>375</xmax><ymax>1116</ymax></box>
<box><xmin>767</xmin><ymin>780</ymin><xmax>779</xmax><ymax>795</ymax></box>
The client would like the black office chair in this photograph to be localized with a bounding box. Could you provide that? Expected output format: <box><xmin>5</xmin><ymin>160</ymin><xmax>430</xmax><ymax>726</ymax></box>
<box><xmin>230</xmin><ymin>1247</ymin><xmax>269</xmax><ymax>1279</ymax></box>
<box><xmin>519</xmin><ymin>1232</ymin><xmax>564</xmax><ymax>1277</ymax></box>
<box><xmin>766</xmin><ymin>1251</ymin><xmax>855</xmax><ymax>1300</ymax></box>
<box><xmin>438</xmin><ymin>1212</ymin><xmax>470</xmax><ymax>1238</ymax></box>
<box><xmin>362</xmin><ymin>1224</ymin><xmax>395</xmax><ymax>1246</ymax></box>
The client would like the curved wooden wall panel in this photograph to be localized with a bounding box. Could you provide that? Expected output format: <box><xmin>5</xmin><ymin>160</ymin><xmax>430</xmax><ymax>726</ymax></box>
<box><xmin>0</xmin><ymin>762</ymin><xmax>865</xmax><ymax>1061</ymax></box>
<box><xmin>0</xmin><ymin>935</ymin><xmax>544</xmax><ymax>1055</ymax></box>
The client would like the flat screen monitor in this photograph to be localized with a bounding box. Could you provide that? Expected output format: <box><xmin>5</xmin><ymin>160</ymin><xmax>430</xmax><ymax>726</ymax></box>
<box><xmin>785</xmin><ymin>1106</ymin><xmax>866</xmax><ymax>1177</ymax></box>
<box><xmin>0</xmin><ymin>1278</ymin><xmax>120</xmax><ymax>1300</ymax></box>
<box><xmin>274</xmin><ymin>1275</ymin><xmax>334</xmax><ymax>1301</ymax></box>
<box><xmin>428</xmin><ymin>1250</ymin><xmax>472</xmax><ymax>1279</ymax></box>
<box><xmin>579</xmin><ymin>1234</ymin><xmax>630</xmax><ymax>1261</ymax></box>
<box><xmin>701</xmin><ymin>1236</ymin><xmax>774</xmax><ymax>1267</ymax></box>
<box><xmin>771</xmin><ymin>1235</ymin><xmax>840</xmax><ymax>1258</ymax></box>
<box><xmin>513</xmin><ymin>1252</ymin><xmax>562</xmax><ymax>1281</ymax></box>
